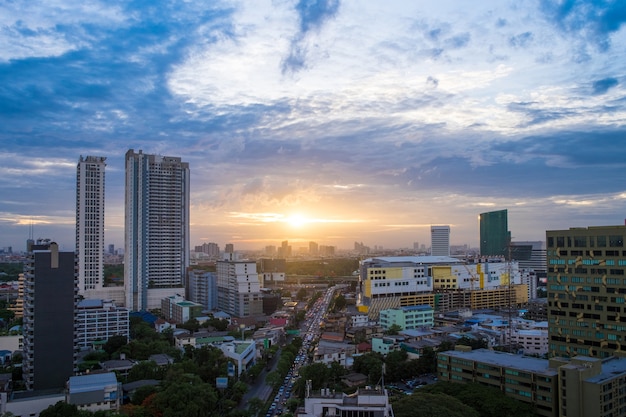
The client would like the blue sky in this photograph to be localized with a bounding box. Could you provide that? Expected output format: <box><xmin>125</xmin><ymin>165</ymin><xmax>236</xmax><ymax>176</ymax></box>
<box><xmin>1</xmin><ymin>0</ymin><xmax>626</xmax><ymax>252</ymax></box>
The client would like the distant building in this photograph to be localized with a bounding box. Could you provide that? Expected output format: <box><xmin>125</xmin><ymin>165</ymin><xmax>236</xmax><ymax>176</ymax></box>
<box><xmin>257</xmin><ymin>258</ymin><xmax>286</xmax><ymax>284</ymax></box>
<box><xmin>76</xmin><ymin>155</ymin><xmax>106</xmax><ymax>295</ymax></box>
<box><xmin>75</xmin><ymin>299</ymin><xmax>129</xmax><ymax>350</ymax></box>
<box><xmin>379</xmin><ymin>305</ymin><xmax>434</xmax><ymax>330</ymax></box>
<box><xmin>547</xmin><ymin>225</ymin><xmax>626</xmax><ymax>358</ymax></box>
<box><xmin>216</xmin><ymin>256</ymin><xmax>263</xmax><ymax>317</ymax></box>
<box><xmin>23</xmin><ymin>240</ymin><xmax>77</xmax><ymax>391</ymax></box>
<box><xmin>479</xmin><ymin>209</ymin><xmax>510</xmax><ymax>257</ymax></box>
<box><xmin>186</xmin><ymin>269</ymin><xmax>218</xmax><ymax>311</ymax></box>
<box><xmin>309</xmin><ymin>241</ymin><xmax>319</xmax><ymax>255</ymax></box>
<box><xmin>430</xmin><ymin>225</ymin><xmax>450</xmax><ymax>256</ymax></box>
<box><xmin>124</xmin><ymin>150</ymin><xmax>190</xmax><ymax>311</ymax></box>
<box><xmin>161</xmin><ymin>295</ymin><xmax>203</xmax><ymax>324</ymax></box>
<box><xmin>66</xmin><ymin>372</ymin><xmax>121</xmax><ymax>413</ymax></box>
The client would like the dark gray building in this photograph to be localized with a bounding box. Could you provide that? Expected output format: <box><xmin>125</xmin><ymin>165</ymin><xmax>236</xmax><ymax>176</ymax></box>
<box><xmin>23</xmin><ymin>239</ymin><xmax>78</xmax><ymax>390</ymax></box>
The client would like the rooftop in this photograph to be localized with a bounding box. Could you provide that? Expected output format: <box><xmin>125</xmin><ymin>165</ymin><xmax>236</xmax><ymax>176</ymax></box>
<box><xmin>440</xmin><ymin>348</ymin><xmax>557</xmax><ymax>376</ymax></box>
<box><xmin>68</xmin><ymin>372</ymin><xmax>118</xmax><ymax>393</ymax></box>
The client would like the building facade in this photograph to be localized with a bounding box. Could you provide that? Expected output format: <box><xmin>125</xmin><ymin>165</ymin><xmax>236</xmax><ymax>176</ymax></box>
<box><xmin>23</xmin><ymin>240</ymin><xmax>78</xmax><ymax>390</ymax></box>
<box><xmin>216</xmin><ymin>256</ymin><xmax>263</xmax><ymax>317</ymax></box>
<box><xmin>76</xmin><ymin>155</ymin><xmax>106</xmax><ymax>295</ymax></box>
<box><xmin>75</xmin><ymin>299</ymin><xmax>129</xmax><ymax>350</ymax></box>
<box><xmin>187</xmin><ymin>269</ymin><xmax>218</xmax><ymax>311</ymax></box>
<box><xmin>547</xmin><ymin>225</ymin><xmax>626</xmax><ymax>358</ymax></box>
<box><xmin>124</xmin><ymin>149</ymin><xmax>190</xmax><ymax>311</ymax></box>
<box><xmin>161</xmin><ymin>294</ymin><xmax>203</xmax><ymax>324</ymax></box>
<box><xmin>67</xmin><ymin>372</ymin><xmax>121</xmax><ymax>413</ymax></box>
<box><xmin>479</xmin><ymin>209</ymin><xmax>510</xmax><ymax>257</ymax></box>
<box><xmin>430</xmin><ymin>225</ymin><xmax>450</xmax><ymax>256</ymax></box>
<box><xmin>379</xmin><ymin>305</ymin><xmax>434</xmax><ymax>330</ymax></box>
<box><xmin>298</xmin><ymin>386</ymin><xmax>394</xmax><ymax>417</ymax></box>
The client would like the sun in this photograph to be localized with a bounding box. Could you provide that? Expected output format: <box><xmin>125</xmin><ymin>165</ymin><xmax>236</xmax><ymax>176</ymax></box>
<box><xmin>286</xmin><ymin>214</ymin><xmax>308</xmax><ymax>228</ymax></box>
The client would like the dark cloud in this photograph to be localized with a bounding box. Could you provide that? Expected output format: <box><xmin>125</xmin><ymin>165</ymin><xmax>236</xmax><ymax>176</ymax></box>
<box><xmin>592</xmin><ymin>77</ymin><xmax>619</xmax><ymax>94</ymax></box>
<box><xmin>282</xmin><ymin>0</ymin><xmax>340</xmax><ymax>75</ymax></box>
<box><xmin>540</xmin><ymin>0</ymin><xmax>626</xmax><ymax>51</ymax></box>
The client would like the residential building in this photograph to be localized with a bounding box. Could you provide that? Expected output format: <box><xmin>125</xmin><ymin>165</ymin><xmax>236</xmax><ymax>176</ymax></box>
<box><xmin>23</xmin><ymin>240</ymin><xmax>78</xmax><ymax>391</ymax></box>
<box><xmin>124</xmin><ymin>149</ymin><xmax>190</xmax><ymax>311</ymax></box>
<box><xmin>76</xmin><ymin>155</ymin><xmax>106</xmax><ymax>296</ymax></box>
<box><xmin>438</xmin><ymin>347</ymin><xmax>626</xmax><ymax>417</ymax></box>
<box><xmin>437</xmin><ymin>348</ymin><xmax>557</xmax><ymax>417</ymax></box>
<box><xmin>546</xmin><ymin>225</ymin><xmax>626</xmax><ymax>358</ymax></box>
<box><xmin>430</xmin><ymin>225</ymin><xmax>450</xmax><ymax>256</ymax></box>
<box><xmin>66</xmin><ymin>372</ymin><xmax>121</xmax><ymax>413</ymax></box>
<box><xmin>379</xmin><ymin>305</ymin><xmax>434</xmax><ymax>330</ymax></box>
<box><xmin>186</xmin><ymin>269</ymin><xmax>218</xmax><ymax>311</ymax></box>
<box><xmin>479</xmin><ymin>209</ymin><xmax>510</xmax><ymax>257</ymax></box>
<box><xmin>216</xmin><ymin>255</ymin><xmax>263</xmax><ymax>317</ymax></box>
<box><xmin>510</xmin><ymin>328</ymin><xmax>549</xmax><ymax>356</ymax></box>
<box><xmin>257</xmin><ymin>258</ymin><xmax>286</xmax><ymax>284</ymax></box>
<box><xmin>309</xmin><ymin>241</ymin><xmax>318</xmax><ymax>256</ymax></box>
<box><xmin>297</xmin><ymin>386</ymin><xmax>394</xmax><ymax>417</ymax></box>
<box><xmin>161</xmin><ymin>294</ymin><xmax>203</xmax><ymax>324</ymax></box>
<box><xmin>75</xmin><ymin>299</ymin><xmax>129</xmax><ymax>350</ymax></box>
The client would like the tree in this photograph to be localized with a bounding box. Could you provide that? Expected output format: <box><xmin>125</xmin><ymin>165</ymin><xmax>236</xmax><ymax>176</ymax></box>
<box><xmin>333</xmin><ymin>294</ymin><xmax>346</xmax><ymax>311</ymax></box>
<box><xmin>296</xmin><ymin>288</ymin><xmax>308</xmax><ymax>301</ymax></box>
<box><xmin>299</xmin><ymin>362</ymin><xmax>330</xmax><ymax>390</ymax></box>
<box><xmin>131</xmin><ymin>385</ymin><xmax>159</xmax><ymax>405</ymax></box>
<box><xmin>352</xmin><ymin>352</ymin><xmax>384</xmax><ymax>385</ymax></box>
<box><xmin>39</xmin><ymin>402</ymin><xmax>82</xmax><ymax>417</ymax></box>
<box><xmin>265</xmin><ymin>370</ymin><xmax>283</xmax><ymax>388</ymax></box>
<box><xmin>151</xmin><ymin>374</ymin><xmax>219</xmax><ymax>417</ymax></box>
<box><xmin>392</xmin><ymin>392</ymin><xmax>480</xmax><ymax>417</ymax></box>
<box><xmin>104</xmin><ymin>335</ymin><xmax>128</xmax><ymax>355</ymax></box>
<box><xmin>385</xmin><ymin>324</ymin><xmax>402</xmax><ymax>335</ymax></box>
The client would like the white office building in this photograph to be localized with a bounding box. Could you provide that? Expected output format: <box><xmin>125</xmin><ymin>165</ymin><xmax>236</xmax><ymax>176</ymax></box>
<box><xmin>75</xmin><ymin>299</ymin><xmax>129</xmax><ymax>349</ymax></box>
<box><xmin>430</xmin><ymin>225</ymin><xmax>450</xmax><ymax>256</ymax></box>
<box><xmin>124</xmin><ymin>150</ymin><xmax>190</xmax><ymax>311</ymax></box>
<box><xmin>76</xmin><ymin>156</ymin><xmax>106</xmax><ymax>294</ymax></box>
<box><xmin>216</xmin><ymin>254</ymin><xmax>263</xmax><ymax>317</ymax></box>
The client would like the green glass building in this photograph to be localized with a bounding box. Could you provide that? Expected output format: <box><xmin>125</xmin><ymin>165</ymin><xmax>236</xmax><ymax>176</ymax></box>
<box><xmin>479</xmin><ymin>209</ymin><xmax>510</xmax><ymax>257</ymax></box>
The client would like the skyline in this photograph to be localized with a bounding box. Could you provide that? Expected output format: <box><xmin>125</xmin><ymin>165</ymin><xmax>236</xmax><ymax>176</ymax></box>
<box><xmin>2</xmin><ymin>1</ymin><xmax>626</xmax><ymax>252</ymax></box>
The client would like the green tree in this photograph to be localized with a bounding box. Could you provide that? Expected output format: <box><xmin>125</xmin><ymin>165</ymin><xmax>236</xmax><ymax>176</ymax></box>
<box><xmin>296</xmin><ymin>288</ymin><xmax>308</xmax><ymax>301</ymax></box>
<box><xmin>352</xmin><ymin>352</ymin><xmax>384</xmax><ymax>385</ymax></box>
<box><xmin>265</xmin><ymin>370</ymin><xmax>283</xmax><ymax>388</ymax></box>
<box><xmin>39</xmin><ymin>402</ymin><xmax>82</xmax><ymax>417</ymax></box>
<box><xmin>392</xmin><ymin>392</ymin><xmax>480</xmax><ymax>417</ymax></box>
<box><xmin>131</xmin><ymin>384</ymin><xmax>159</xmax><ymax>405</ymax></box>
<box><xmin>299</xmin><ymin>362</ymin><xmax>330</xmax><ymax>390</ymax></box>
<box><xmin>103</xmin><ymin>334</ymin><xmax>128</xmax><ymax>355</ymax></box>
<box><xmin>152</xmin><ymin>373</ymin><xmax>219</xmax><ymax>417</ymax></box>
<box><xmin>384</xmin><ymin>324</ymin><xmax>403</xmax><ymax>335</ymax></box>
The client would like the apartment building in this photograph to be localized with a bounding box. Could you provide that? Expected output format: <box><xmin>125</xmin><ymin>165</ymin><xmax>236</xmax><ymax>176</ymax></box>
<box><xmin>75</xmin><ymin>299</ymin><xmax>129</xmax><ymax>349</ymax></box>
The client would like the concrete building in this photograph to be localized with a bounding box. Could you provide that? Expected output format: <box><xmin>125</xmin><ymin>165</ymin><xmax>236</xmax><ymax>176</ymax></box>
<box><xmin>479</xmin><ymin>209</ymin><xmax>510</xmax><ymax>257</ymax></box>
<box><xmin>66</xmin><ymin>372</ymin><xmax>121</xmax><ymax>413</ymax></box>
<box><xmin>124</xmin><ymin>150</ymin><xmax>190</xmax><ymax>311</ymax></box>
<box><xmin>23</xmin><ymin>240</ymin><xmax>77</xmax><ymax>391</ymax></box>
<box><xmin>76</xmin><ymin>155</ymin><xmax>106</xmax><ymax>296</ymax></box>
<box><xmin>437</xmin><ymin>348</ymin><xmax>558</xmax><ymax>417</ymax></box>
<box><xmin>216</xmin><ymin>255</ymin><xmax>263</xmax><ymax>317</ymax></box>
<box><xmin>75</xmin><ymin>299</ymin><xmax>129</xmax><ymax>350</ymax></box>
<box><xmin>257</xmin><ymin>258</ymin><xmax>286</xmax><ymax>284</ymax></box>
<box><xmin>298</xmin><ymin>386</ymin><xmax>393</xmax><ymax>417</ymax></box>
<box><xmin>161</xmin><ymin>294</ymin><xmax>203</xmax><ymax>324</ymax></box>
<box><xmin>186</xmin><ymin>269</ymin><xmax>218</xmax><ymax>311</ymax></box>
<box><xmin>430</xmin><ymin>225</ymin><xmax>450</xmax><ymax>256</ymax></box>
<box><xmin>379</xmin><ymin>305</ymin><xmax>434</xmax><ymax>330</ymax></box>
<box><xmin>439</xmin><ymin>347</ymin><xmax>626</xmax><ymax>417</ymax></box>
<box><xmin>546</xmin><ymin>225</ymin><xmax>626</xmax><ymax>358</ymax></box>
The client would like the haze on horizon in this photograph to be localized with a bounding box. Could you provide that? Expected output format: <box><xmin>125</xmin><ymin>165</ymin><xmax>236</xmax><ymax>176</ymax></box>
<box><xmin>1</xmin><ymin>0</ymin><xmax>626</xmax><ymax>253</ymax></box>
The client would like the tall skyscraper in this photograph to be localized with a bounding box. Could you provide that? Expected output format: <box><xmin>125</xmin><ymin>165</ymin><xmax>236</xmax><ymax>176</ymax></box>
<box><xmin>479</xmin><ymin>209</ymin><xmax>510</xmax><ymax>257</ymax></box>
<box><xmin>547</xmin><ymin>225</ymin><xmax>626</xmax><ymax>358</ymax></box>
<box><xmin>124</xmin><ymin>150</ymin><xmax>190</xmax><ymax>311</ymax></box>
<box><xmin>76</xmin><ymin>155</ymin><xmax>106</xmax><ymax>295</ymax></box>
<box><xmin>430</xmin><ymin>225</ymin><xmax>450</xmax><ymax>256</ymax></box>
<box><xmin>216</xmin><ymin>254</ymin><xmax>263</xmax><ymax>317</ymax></box>
<box><xmin>23</xmin><ymin>239</ymin><xmax>78</xmax><ymax>390</ymax></box>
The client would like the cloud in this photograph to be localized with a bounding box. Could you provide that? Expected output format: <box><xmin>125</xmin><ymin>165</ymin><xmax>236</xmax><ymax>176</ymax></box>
<box><xmin>281</xmin><ymin>0</ymin><xmax>340</xmax><ymax>75</ymax></box>
<box><xmin>508</xmin><ymin>31</ymin><xmax>533</xmax><ymax>48</ymax></box>
<box><xmin>592</xmin><ymin>77</ymin><xmax>619</xmax><ymax>94</ymax></box>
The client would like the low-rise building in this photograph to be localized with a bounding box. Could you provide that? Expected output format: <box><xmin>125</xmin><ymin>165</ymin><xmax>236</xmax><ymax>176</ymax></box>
<box><xmin>75</xmin><ymin>299</ymin><xmax>129</xmax><ymax>350</ymax></box>
<box><xmin>379</xmin><ymin>305</ymin><xmax>434</xmax><ymax>330</ymax></box>
<box><xmin>161</xmin><ymin>295</ymin><xmax>203</xmax><ymax>324</ymax></box>
<box><xmin>66</xmin><ymin>372</ymin><xmax>121</xmax><ymax>413</ymax></box>
<box><xmin>297</xmin><ymin>386</ymin><xmax>393</xmax><ymax>417</ymax></box>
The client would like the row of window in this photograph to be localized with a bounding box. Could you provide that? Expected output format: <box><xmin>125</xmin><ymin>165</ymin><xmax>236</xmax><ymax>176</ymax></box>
<box><xmin>548</xmin><ymin>235</ymin><xmax>624</xmax><ymax>248</ymax></box>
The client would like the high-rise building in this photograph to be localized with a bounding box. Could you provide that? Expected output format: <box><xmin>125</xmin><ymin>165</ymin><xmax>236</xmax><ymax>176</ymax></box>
<box><xmin>124</xmin><ymin>150</ymin><xmax>190</xmax><ymax>311</ymax></box>
<box><xmin>547</xmin><ymin>225</ymin><xmax>626</xmax><ymax>358</ymax></box>
<box><xmin>76</xmin><ymin>156</ymin><xmax>106</xmax><ymax>295</ymax></box>
<box><xmin>479</xmin><ymin>209</ymin><xmax>510</xmax><ymax>257</ymax></box>
<box><xmin>430</xmin><ymin>225</ymin><xmax>450</xmax><ymax>256</ymax></box>
<box><xmin>23</xmin><ymin>239</ymin><xmax>78</xmax><ymax>390</ymax></box>
<box><xmin>75</xmin><ymin>299</ymin><xmax>129</xmax><ymax>350</ymax></box>
<box><xmin>309</xmin><ymin>241</ymin><xmax>319</xmax><ymax>256</ymax></box>
<box><xmin>216</xmin><ymin>254</ymin><xmax>263</xmax><ymax>317</ymax></box>
<box><xmin>187</xmin><ymin>269</ymin><xmax>218</xmax><ymax>311</ymax></box>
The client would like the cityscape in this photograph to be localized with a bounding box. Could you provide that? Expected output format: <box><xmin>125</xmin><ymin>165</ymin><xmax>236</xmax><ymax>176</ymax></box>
<box><xmin>2</xmin><ymin>1</ymin><xmax>626</xmax><ymax>417</ymax></box>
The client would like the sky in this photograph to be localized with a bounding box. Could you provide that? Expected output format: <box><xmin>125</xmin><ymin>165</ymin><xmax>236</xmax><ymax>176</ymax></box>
<box><xmin>1</xmin><ymin>0</ymin><xmax>626</xmax><ymax>253</ymax></box>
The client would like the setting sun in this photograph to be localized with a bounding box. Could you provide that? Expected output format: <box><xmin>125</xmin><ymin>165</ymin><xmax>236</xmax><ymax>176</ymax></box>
<box><xmin>286</xmin><ymin>214</ymin><xmax>308</xmax><ymax>228</ymax></box>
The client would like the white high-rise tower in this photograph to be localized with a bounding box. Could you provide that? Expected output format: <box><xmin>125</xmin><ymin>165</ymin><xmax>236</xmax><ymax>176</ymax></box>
<box><xmin>76</xmin><ymin>155</ymin><xmax>106</xmax><ymax>294</ymax></box>
<box><xmin>430</xmin><ymin>225</ymin><xmax>450</xmax><ymax>256</ymax></box>
<box><xmin>124</xmin><ymin>149</ymin><xmax>190</xmax><ymax>311</ymax></box>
